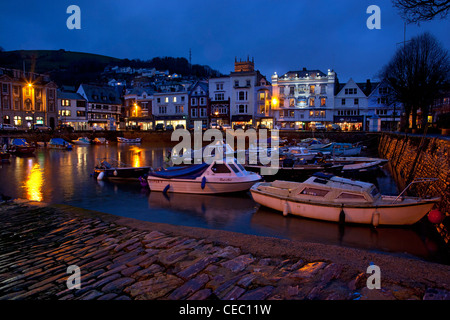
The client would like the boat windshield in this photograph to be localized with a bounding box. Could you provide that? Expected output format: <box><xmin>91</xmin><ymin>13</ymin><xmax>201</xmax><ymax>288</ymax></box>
<box><xmin>370</xmin><ymin>187</ymin><xmax>380</xmax><ymax>198</ymax></box>
<box><xmin>234</xmin><ymin>160</ymin><xmax>246</xmax><ymax>172</ymax></box>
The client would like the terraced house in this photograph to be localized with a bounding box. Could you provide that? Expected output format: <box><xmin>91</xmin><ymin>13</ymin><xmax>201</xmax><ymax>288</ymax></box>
<box><xmin>77</xmin><ymin>84</ymin><xmax>122</xmax><ymax>130</ymax></box>
<box><xmin>0</xmin><ymin>68</ymin><xmax>58</xmax><ymax>129</ymax></box>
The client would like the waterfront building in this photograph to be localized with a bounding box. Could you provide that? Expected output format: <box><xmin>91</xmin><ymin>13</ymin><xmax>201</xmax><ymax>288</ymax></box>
<box><xmin>208</xmin><ymin>75</ymin><xmax>231</xmax><ymax>128</ymax></box>
<box><xmin>333</xmin><ymin>78</ymin><xmax>370</xmax><ymax>131</ymax></box>
<box><xmin>57</xmin><ymin>89</ymin><xmax>88</xmax><ymax>130</ymax></box>
<box><xmin>229</xmin><ymin>58</ymin><xmax>271</xmax><ymax>128</ymax></box>
<box><xmin>0</xmin><ymin>68</ymin><xmax>58</xmax><ymax>129</ymax></box>
<box><xmin>123</xmin><ymin>87</ymin><xmax>154</xmax><ymax>130</ymax></box>
<box><xmin>271</xmin><ymin>68</ymin><xmax>336</xmax><ymax>130</ymax></box>
<box><xmin>366</xmin><ymin>80</ymin><xmax>402</xmax><ymax>132</ymax></box>
<box><xmin>153</xmin><ymin>91</ymin><xmax>189</xmax><ymax>129</ymax></box>
<box><xmin>188</xmin><ymin>81</ymin><xmax>209</xmax><ymax>128</ymax></box>
<box><xmin>77</xmin><ymin>84</ymin><xmax>122</xmax><ymax>130</ymax></box>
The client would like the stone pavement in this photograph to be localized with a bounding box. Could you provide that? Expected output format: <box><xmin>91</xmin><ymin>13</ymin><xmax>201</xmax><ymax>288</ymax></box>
<box><xmin>0</xmin><ymin>200</ymin><xmax>449</xmax><ymax>300</ymax></box>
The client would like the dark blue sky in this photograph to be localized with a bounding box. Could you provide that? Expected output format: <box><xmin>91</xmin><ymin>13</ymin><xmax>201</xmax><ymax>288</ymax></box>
<box><xmin>1</xmin><ymin>0</ymin><xmax>449</xmax><ymax>82</ymax></box>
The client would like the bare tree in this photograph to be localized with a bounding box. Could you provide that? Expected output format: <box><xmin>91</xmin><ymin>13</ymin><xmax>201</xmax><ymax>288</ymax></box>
<box><xmin>392</xmin><ymin>0</ymin><xmax>450</xmax><ymax>23</ymax></box>
<box><xmin>380</xmin><ymin>32</ymin><xmax>450</xmax><ymax>131</ymax></box>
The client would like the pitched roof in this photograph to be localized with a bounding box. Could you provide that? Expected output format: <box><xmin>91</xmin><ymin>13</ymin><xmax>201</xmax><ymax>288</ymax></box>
<box><xmin>284</xmin><ymin>69</ymin><xmax>327</xmax><ymax>78</ymax></box>
<box><xmin>79</xmin><ymin>84</ymin><xmax>121</xmax><ymax>104</ymax></box>
<box><xmin>57</xmin><ymin>91</ymin><xmax>85</xmax><ymax>100</ymax></box>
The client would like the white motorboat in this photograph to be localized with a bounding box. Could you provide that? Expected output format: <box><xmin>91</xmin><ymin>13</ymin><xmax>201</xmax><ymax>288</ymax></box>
<box><xmin>250</xmin><ymin>173</ymin><xmax>440</xmax><ymax>226</ymax></box>
<box><xmin>117</xmin><ymin>137</ymin><xmax>141</xmax><ymax>143</ymax></box>
<box><xmin>147</xmin><ymin>158</ymin><xmax>262</xmax><ymax>194</ymax></box>
<box><xmin>280</xmin><ymin>146</ymin><xmax>327</xmax><ymax>161</ymax></box>
<box><xmin>171</xmin><ymin>140</ymin><xmax>236</xmax><ymax>164</ymax></box>
<box><xmin>72</xmin><ymin>137</ymin><xmax>91</xmax><ymax>145</ymax></box>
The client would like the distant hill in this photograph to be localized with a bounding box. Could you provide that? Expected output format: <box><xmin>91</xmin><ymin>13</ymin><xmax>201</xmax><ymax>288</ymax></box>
<box><xmin>0</xmin><ymin>49</ymin><xmax>222</xmax><ymax>86</ymax></box>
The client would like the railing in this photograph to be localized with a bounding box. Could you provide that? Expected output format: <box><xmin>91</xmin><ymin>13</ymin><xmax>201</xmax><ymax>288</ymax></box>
<box><xmin>391</xmin><ymin>178</ymin><xmax>438</xmax><ymax>204</ymax></box>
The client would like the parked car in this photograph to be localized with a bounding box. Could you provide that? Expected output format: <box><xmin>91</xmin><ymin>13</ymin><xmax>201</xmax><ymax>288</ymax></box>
<box><xmin>155</xmin><ymin>123</ymin><xmax>165</xmax><ymax>131</ymax></box>
<box><xmin>233</xmin><ymin>124</ymin><xmax>244</xmax><ymax>130</ymax></box>
<box><xmin>56</xmin><ymin>124</ymin><xmax>74</xmax><ymax>132</ymax></box>
<box><xmin>165</xmin><ymin>124</ymin><xmax>174</xmax><ymax>131</ymax></box>
<box><xmin>33</xmin><ymin>124</ymin><xmax>52</xmax><ymax>132</ymax></box>
<box><xmin>92</xmin><ymin>126</ymin><xmax>105</xmax><ymax>131</ymax></box>
<box><xmin>175</xmin><ymin>124</ymin><xmax>185</xmax><ymax>130</ymax></box>
<box><xmin>221</xmin><ymin>124</ymin><xmax>231</xmax><ymax>131</ymax></box>
<box><xmin>327</xmin><ymin>124</ymin><xmax>341</xmax><ymax>131</ymax></box>
<box><xmin>258</xmin><ymin>124</ymin><xmax>267</xmax><ymax>130</ymax></box>
<box><xmin>0</xmin><ymin>124</ymin><xmax>18</xmax><ymax>131</ymax></box>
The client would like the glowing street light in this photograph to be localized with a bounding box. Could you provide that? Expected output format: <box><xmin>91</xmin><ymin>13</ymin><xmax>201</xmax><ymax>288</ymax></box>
<box><xmin>271</xmin><ymin>97</ymin><xmax>279</xmax><ymax>107</ymax></box>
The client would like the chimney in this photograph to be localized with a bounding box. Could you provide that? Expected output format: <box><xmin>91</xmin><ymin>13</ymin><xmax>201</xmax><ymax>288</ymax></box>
<box><xmin>303</xmin><ymin>67</ymin><xmax>307</xmax><ymax>71</ymax></box>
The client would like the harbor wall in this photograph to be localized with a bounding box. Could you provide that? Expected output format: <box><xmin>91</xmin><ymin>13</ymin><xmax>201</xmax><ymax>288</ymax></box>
<box><xmin>379</xmin><ymin>133</ymin><xmax>450</xmax><ymax>244</ymax></box>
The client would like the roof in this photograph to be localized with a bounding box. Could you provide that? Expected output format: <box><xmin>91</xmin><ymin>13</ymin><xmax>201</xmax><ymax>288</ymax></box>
<box><xmin>79</xmin><ymin>84</ymin><xmax>121</xmax><ymax>104</ymax></box>
<box><xmin>57</xmin><ymin>91</ymin><xmax>86</xmax><ymax>101</ymax></box>
<box><xmin>284</xmin><ymin>69</ymin><xmax>327</xmax><ymax>78</ymax></box>
<box><xmin>188</xmin><ymin>81</ymin><xmax>209</xmax><ymax>95</ymax></box>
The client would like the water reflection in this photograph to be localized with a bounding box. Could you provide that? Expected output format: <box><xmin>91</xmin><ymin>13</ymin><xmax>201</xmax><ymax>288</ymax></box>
<box><xmin>0</xmin><ymin>142</ymin><xmax>446</xmax><ymax>263</ymax></box>
<box><xmin>23</xmin><ymin>163</ymin><xmax>44</xmax><ymax>201</ymax></box>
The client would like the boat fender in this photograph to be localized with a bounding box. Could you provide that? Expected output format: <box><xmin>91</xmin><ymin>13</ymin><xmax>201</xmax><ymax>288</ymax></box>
<box><xmin>283</xmin><ymin>201</ymin><xmax>289</xmax><ymax>216</ymax></box>
<box><xmin>97</xmin><ymin>171</ymin><xmax>105</xmax><ymax>181</ymax></box>
<box><xmin>372</xmin><ymin>211</ymin><xmax>380</xmax><ymax>227</ymax></box>
<box><xmin>201</xmin><ymin>177</ymin><xmax>207</xmax><ymax>189</ymax></box>
<box><xmin>339</xmin><ymin>208</ymin><xmax>345</xmax><ymax>224</ymax></box>
<box><xmin>113</xmin><ymin>170</ymin><xmax>118</xmax><ymax>176</ymax></box>
<box><xmin>163</xmin><ymin>184</ymin><xmax>170</xmax><ymax>194</ymax></box>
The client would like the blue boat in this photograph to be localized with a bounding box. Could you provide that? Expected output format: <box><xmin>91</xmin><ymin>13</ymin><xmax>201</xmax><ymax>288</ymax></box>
<box><xmin>308</xmin><ymin>142</ymin><xmax>362</xmax><ymax>156</ymax></box>
<box><xmin>48</xmin><ymin>138</ymin><xmax>73</xmax><ymax>150</ymax></box>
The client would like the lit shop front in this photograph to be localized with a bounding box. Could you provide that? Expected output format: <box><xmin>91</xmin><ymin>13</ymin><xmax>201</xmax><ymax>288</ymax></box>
<box><xmin>231</xmin><ymin>115</ymin><xmax>252</xmax><ymax>128</ymax></box>
<box><xmin>333</xmin><ymin>116</ymin><xmax>365</xmax><ymax>131</ymax></box>
<box><xmin>154</xmin><ymin>115</ymin><xmax>187</xmax><ymax>129</ymax></box>
<box><xmin>127</xmin><ymin>117</ymin><xmax>154</xmax><ymax>130</ymax></box>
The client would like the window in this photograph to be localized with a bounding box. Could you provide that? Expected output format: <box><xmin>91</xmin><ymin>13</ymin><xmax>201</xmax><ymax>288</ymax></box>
<box><xmin>181</xmin><ymin>96</ymin><xmax>185</xmax><ymax>102</ymax></box>
<box><xmin>173</xmin><ymin>97</ymin><xmax>177</xmax><ymax>103</ymax></box>
<box><xmin>200</xmin><ymin>97</ymin><xmax>206</xmax><ymax>106</ymax></box>
<box><xmin>246</xmin><ymin>80</ymin><xmax>251</xmax><ymax>87</ymax></box>
<box><xmin>300</xmin><ymin>187</ymin><xmax>329</xmax><ymax>197</ymax></box>
<box><xmin>342</xmin><ymin>98</ymin><xmax>346</xmax><ymax>105</ymax></box>
<box><xmin>2</xmin><ymin>84</ymin><xmax>8</xmax><ymax>93</ymax></box>
<box><xmin>379</xmin><ymin>87</ymin><xmax>389</xmax><ymax>95</ymax></box>
<box><xmin>290</xmin><ymin>86</ymin><xmax>295</xmax><ymax>95</ymax></box>
<box><xmin>2</xmin><ymin>97</ymin><xmax>10</xmax><ymax>109</ymax></box>
<box><xmin>320</xmin><ymin>85</ymin><xmax>326</xmax><ymax>94</ymax></box>
<box><xmin>309</xmin><ymin>97</ymin><xmax>315</xmax><ymax>107</ymax></box>
<box><xmin>200</xmin><ymin>108</ymin><xmax>206</xmax><ymax>117</ymax></box>
<box><xmin>211</xmin><ymin>163</ymin><xmax>231</xmax><ymax>173</ymax></box>
<box><xmin>354</xmin><ymin>98</ymin><xmax>359</xmax><ymax>105</ymax></box>
<box><xmin>60</xmin><ymin>110</ymin><xmax>71</xmax><ymax>117</ymax></box>
<box><xmin>191</xmin><ymin>108</ymin><xmax>197</xmax><ymax>118</ymax></box>
<box><xmin>14</xmin><ymin>116</ymin><xmax>22</xmax><ymax>126</ymax></box>
<box><xmin>35</xmin><ymin>102</ymin><xmax>41</xmax><ymax>111</ymax></box>
<box><xmin>337</xmin><ymin>193</ymin><xmax>366</xmax><ymax>200</ymax></box>
<box><xmin>191</xmin><ymin>98</ymin><xmax>197</xmax><ymax>106</ymax></box>
<box><xmin>48</xmin><ymin>89</ymin><xmax>55</xmax><ymax>98</ymax></box>
<box><xmin>77</xmin><ymin>111</ymin><xmax>86</xmax><ymax>117</ymax></box>
<box><xmin>165</xmin><ymin>97</ymin><xmax>169</xmax><ymax>103</ymax></box>
<box><xmin>238</xmin><ymin>91</ymin><xmax>247</xmax><ymax>101</ymax></box>
<box><xmin>216</xmin><ymin>83</ymin><xmax>224</xmax><ymax>90</ymax></box>
<box><xmin>345</xmin><ymin>88</ymin><xmax>357</xmax><ymax>95</ymax></box>
<box><xmin>234</xmin><ymin>80</ymin><xmax>239</xmax><ymax>87</ymax></box>
<box><xmin>321</xmin><ymin>98</ymin><xmax>326</xmax><ymax>106</ymax></box>
<box><xmin>14</xmin><ymin>99</ymin><xmax>20</xmax><ymax>110</ymax></box>
<box><xmin>25</xmin><ymin>99</ymin><xmax>32</xmax><ymax>111</ymax></box>
<box><xmin>159</xmin><ymin>106</ymin><xmax>167</xmax><ymax>114</ymax></box>
<box><xmin>157</xmin><ymin>98</ymin><xmax>161</xmax><ymax>103</ymax></box>
<box><xmin>259</xmin><ymin>92</ymin><xmax>265</xmax><ymax>101</ymax></box>
<box><xmin>310</xmin><ymin>85</ymin><xmax>315</xmax><ymax>94</ymax></box>
<box><xmin>237</xmin><ymin>105</ymin><xmax>247</xmax><ymax>114</ymax></box>
<box><xmin>175</xmin><ymin>105</ymin><xmax>184</xmax><ymax>113</ymax></box>
<box><xmin>62</xmin><ymin>99</ymin><xmax>71</xmax><ymax>107</ymax></box>
<box><xmin>215</xmin><ymin>93</ymin><xmax>224</xmax><ymax>101</ymax></box>
<box><xmin>13</xmin><ymin>86</ymin><xmax>19</xmax><ymax>96</ymax></box>
<box><xmin>103</xmin><ymin>105</ymin><xmax>109</xmax><ymax>110</ymax></box>
<box><xmin>228</xmin><ymin>163</ymin><xmax>240</xmax><ymax>173</ymax></box>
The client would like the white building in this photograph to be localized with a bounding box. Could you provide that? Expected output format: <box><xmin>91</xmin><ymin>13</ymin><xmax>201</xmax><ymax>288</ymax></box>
<box><xmin>367</xmin><ymin>80</ymin><xmax>402</xmax><ymax>132</ymax></box>
<box><xmin>57</xmin><ymin>90</ymin><xmax>88</xmax><ymax>130</ymax></box>
<box><xmin>209</xmin><ymin>76</ymin><xmax>231</xmax><ymax>127</ymax></box>
<box><xmin>271</xmin><ymin>68</ymin><xmax>336</xmax><ymax>130</ymax></box>
<box><xmin>153</xmin><ymin>91</ymin><xmax>189</xmax><ymax>128</ymax></box>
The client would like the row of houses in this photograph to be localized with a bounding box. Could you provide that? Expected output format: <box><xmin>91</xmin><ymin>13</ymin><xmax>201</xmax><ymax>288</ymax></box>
<box><xmin>1</xmin><ymin>58</ymin><xmax>438</xmax><ymax>132</ymax></box>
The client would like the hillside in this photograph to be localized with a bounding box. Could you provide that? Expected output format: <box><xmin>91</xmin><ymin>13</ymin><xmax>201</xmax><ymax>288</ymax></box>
<box><xmin>0</xmin><ymin>49</ymin><xmax>222</xmax><ymax>86</ymax></box>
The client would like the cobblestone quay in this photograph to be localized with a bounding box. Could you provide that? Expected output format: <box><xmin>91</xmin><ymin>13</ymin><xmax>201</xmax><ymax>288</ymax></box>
<box><xmin>1</xmin><ymin>200</ymin><xmax>449</xmax><ymax>301</ymax></box>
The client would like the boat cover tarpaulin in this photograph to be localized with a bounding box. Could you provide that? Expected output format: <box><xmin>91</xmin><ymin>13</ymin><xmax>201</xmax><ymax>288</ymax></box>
<box><xmin>149</xmin><ymin>163</ymin><xmax>209</xmax><ymax>179</ymax></box>
<box><xmin>50</xmin><ymin>138</ymin><xmax>69</xmax><ymax>145</ymax></box>
<box><xmin>11</xmin><ymin>138</ymin><xmax>28</xmax><ymax>146</ymax></box>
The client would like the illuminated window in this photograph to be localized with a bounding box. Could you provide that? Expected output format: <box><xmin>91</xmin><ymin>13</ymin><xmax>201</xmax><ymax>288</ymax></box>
<box><xmin>173</xmin><ymin>97</ymin><xmax>177</xmax><ymax>103</ymax></box>
<box><xmin>310</xmin><ymin>85</ymin><xmax>315</xmax><ymax>94</ymax></box>
<box><xmin>321</xmin><ymin>98</ymin><xmax>326</xmax><ymax>106</ymax></box>
<box><xmin>309</xmin><ymin>97</ymin><xmax>315</xmax><ymax>107</ymax></box>
<box><xmin>165</xmin><ymin>97</ymin><xmax>169</xmax><ymax>103</ymax></box>
<box><xmin>14</xmin><ymin>116</ymin><xmax>22</xmax><ymax>126</ymax></box>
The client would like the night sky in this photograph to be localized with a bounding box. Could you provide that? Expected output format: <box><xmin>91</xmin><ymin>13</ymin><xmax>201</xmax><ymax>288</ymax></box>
<box><xmin>1</xmin><ymin>0</ymin><xmax>449</xmax><ymax>82</ymax></box>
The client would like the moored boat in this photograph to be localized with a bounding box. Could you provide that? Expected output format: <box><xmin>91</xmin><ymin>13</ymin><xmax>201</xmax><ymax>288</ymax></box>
<box><xmin>147</xmin><ymin>158</ymin><xmax>261</xmax><ymax>194</ymax></box>
<box><xmin>308</xmin><ymin>142</ymin><xmax>362</xmax><ymax>156</ymax></box>
<box><xmin>48</xmin><ymin>138</ymin><xmax>73</xmax><ymax>150</ymax></box>
<box><xmin>7</xmin><ymin>138</ymin><xmax>36</xmax><ymax>156</ymax></box>
<box><xmin>250</xmin><ymin>173</ymin><xmax>440</xmax><ymax>226</ymax></box>
<box><xmin>117</xmin><ymin>137</ymin><xmax>141</xmax><ymax>143</ymax></box>
<box><xmin>92</xmin><ymin>137</ymin><xmax>108</xmax><ymax>145</ymax></box>
<box><xmin>72</xmin><ymin>137</ymin><xmax>91</xmax><ymax>145</ymax></box>
<box><xmin>93</xmin><ymin>159</ymin><xmax>151</xmax><ymax>180</ymax></box>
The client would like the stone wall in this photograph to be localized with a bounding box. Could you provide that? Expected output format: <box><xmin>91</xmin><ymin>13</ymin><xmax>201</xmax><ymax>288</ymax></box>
<box><xmin>379</xmin><ymin>133</ymin><xmax>450</xmax><ymax>244</ymax></box>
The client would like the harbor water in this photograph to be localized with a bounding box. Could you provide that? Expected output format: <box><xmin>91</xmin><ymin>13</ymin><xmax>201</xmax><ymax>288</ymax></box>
<box><xmin>0</xmin><ymin>142</ymin><xmax>448</xmax><ymax>264</ymax></box>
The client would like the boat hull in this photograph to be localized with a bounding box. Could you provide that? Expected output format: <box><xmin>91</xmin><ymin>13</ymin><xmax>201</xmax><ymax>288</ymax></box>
<box><xmin>148</xmin><ymin>175</ymin><xmax>261</xmax><ymax>194</ymax></box>
<box><xmin>250</xmin><ymin>189</ymin><xmax>438</xmax><ymax>226</ymax></box>
<box><xmin>94</xmin><ymin>167</ymin><xmax>151</xmax><ymax>179</ymax></box>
